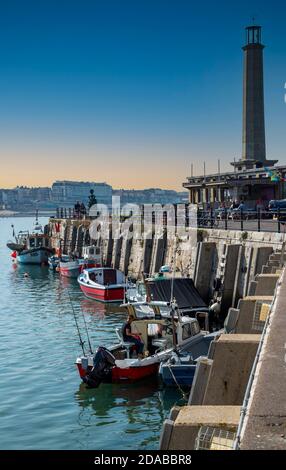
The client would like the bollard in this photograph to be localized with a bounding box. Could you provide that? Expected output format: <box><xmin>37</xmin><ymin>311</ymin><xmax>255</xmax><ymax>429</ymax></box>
<box><xmin>257</xmin><ymin>207</ymin><xmax>261</xmax><ymax>232</ymax></box>
<box><xmin>210</xmin><ymin>208</ymin><xmax>214</xmax><ymax>228</ymax></box>
<box><xmin>240</xmin><ymin>208</ymin><xmax>244</xmax><ymax>231</ymax></box>
<box><xmin>224</xmin><ymin>208</ymin><xmax>228</xmax><ymax>230</ymax></box>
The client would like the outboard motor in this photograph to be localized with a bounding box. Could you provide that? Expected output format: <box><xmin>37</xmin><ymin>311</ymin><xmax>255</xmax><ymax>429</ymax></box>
<box><xmin>83</xmin><ymin>346</ymin><xmax>116</xmax><ymax>388</ymax></box>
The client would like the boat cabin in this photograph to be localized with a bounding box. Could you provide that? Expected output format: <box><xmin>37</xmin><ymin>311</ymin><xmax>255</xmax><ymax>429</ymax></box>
<box><xmin>27</xmin><ymin>234</ymin><xmax>50</xmax><ymax>250</ymax></box>
<box><xmin>17</xmin><ymin>231</ymin><xmax>50</xmax><ymax>251</ymax></box>
<box><xmin>114</xmin><ymin>316</ymin><xmax>202</xmax><ymax>358</ymax></box>
<box><xmin>82</xmin><ymin>267</ymin><xmax>125</xmax><ymax>286</ymax></box>
<box><xmin>82</xmin><ymin>245</ymin><xmax>101</xmax><ymax>261</ymax></box>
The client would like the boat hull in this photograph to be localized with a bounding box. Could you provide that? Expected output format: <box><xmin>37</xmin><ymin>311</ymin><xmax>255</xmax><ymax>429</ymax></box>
<box><xmin>76</xmin><ymin>362</ymin><xmax>159</xmax><ymax>383</ymax></box>
<box><xmin>60</xmin><ymin>264</ymin><xmax>81</xmax><ymax>278</ymax></box>
<box><xmin>159</xmin><ymin>363</ymin><xmax>196</xmax><ymax>387</ymax></box>
<box><xmin>111</xmin><ymin>363</ymin><xmax>159</xmax><ymax>382</ymax></box>
<box><xmin>60</xmin><ymin>260</ymin><xmax>97</xmax><ymax>278</ymax></box>
<box><xmin>17</xmin><ymin>248</ymin><xmax>50</xmax><ymax>265</ymax></box>
<box><xmin>79</xmin><ymin>282</ymin><xmax>125</xmax><ymax>303</ymax></box>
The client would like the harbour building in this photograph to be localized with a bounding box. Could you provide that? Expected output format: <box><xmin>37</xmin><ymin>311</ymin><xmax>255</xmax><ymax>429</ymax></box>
<box><xmin>183</xmin><ymin>25</ymin><xmax>286</xmax><ymax>207</ymax></box>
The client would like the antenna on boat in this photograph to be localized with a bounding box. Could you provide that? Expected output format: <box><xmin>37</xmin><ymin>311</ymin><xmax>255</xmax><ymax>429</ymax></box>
<box><xmin>170</xmin><ymin>244</ymin><xmax>176</xmax><ymax>304</ymax></box>
<box><xmin>170</xmin><ymin>299</ymin><xmax>178</xmax><ymax>351</ymax></box>
<box><xmin>67</xmin><ymin>290</ymin><xmax>86</xmax><ymax>355</ymax></box>
<box><xmin>142</xmin><ymin>271</ymin><xmax>151</xmax><ymax>303</ymax></box>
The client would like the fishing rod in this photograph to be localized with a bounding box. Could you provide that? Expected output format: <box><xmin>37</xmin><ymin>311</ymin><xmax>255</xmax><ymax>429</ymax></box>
<box><xmin>67</xmin><ymin>290</ymin><xmax>86</xmax><ymax>356</ymax></box>
<box><xmin>79</xmin><ymin>303</ymin><xmax>93</xmax><ymax>354</ymax></box>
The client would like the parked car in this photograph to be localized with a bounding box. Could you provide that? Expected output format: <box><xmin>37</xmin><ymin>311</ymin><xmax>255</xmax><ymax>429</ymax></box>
<box><xmin>229</xmin><ymin>207</ymin><xmax>257</xmax><ymax>220</ymax></box>
<box><xmin>268</xmin><ymin>199</ymin><xmax>286</xmax><ymax>212</ymax></box>
<box><xmin>268</xmin><ymin>200</ymin><xmax>286</xmax><ymax>223</ymax></box>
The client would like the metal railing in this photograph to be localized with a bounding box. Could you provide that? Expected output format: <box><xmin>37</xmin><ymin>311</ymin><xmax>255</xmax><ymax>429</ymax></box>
<box><xmin>197</xmin><ymin>208</ymin><xmax>286</xmax><ymax>233</ymax></box>
<box><xmin>55</xmin><ymin>206</ymin><xmax>286</xmax><ymax>233</ymax></box>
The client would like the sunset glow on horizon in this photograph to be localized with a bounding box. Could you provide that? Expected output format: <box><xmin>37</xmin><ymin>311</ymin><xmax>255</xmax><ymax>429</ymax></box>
<box><xmin>0</xmin><ymin>0</ymin><xmax>285</xmax><ymax>191</ymax></box>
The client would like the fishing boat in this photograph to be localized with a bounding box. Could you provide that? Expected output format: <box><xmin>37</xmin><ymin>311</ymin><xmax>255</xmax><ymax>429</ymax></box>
<box><xmin>76</xmin><ymin>308</ymin><xmax>206</xmax><ymax>387</ymax></box>
<box><xmin>59</xmin><ymin>245</ymin><xmax>101</xmax><ymax>278</ymax></box>
<box><xmin>6</xmin><ymin>215</ymin><xmax>53</xmax><ymax>265</ymax></box>
<box><xmin>124</xmin><ymin>277</ymin><xmax>210</xmax><ymax>319</ymax></box>
<box><xmin>78</xmin><ymin>267</ymin><xmax>128</xmax><ymax>302</ymax></box>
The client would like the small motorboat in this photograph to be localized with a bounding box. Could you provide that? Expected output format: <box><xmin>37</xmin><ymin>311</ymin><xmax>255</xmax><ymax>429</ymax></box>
<box><xmin>76</xmin><ymin>311</ymin><xmax>206</xmax><ymax>387</ymax></box>
<box><xmin>159</xmin><ymin>351</ymin><xmax>197</xmax><ymax>387</ymax></box>
<box><xmin>48</xmin><ymin>255</ymin><xmax>61</xmax><ymax>271</ymax></box>
<box><xmin>48</xmin><ymin>254</ymin><xmax>69</xmax><ymax>271</ymax></box>
<box><xmin>59</xmin><ymin>245</ymin><xmax>101</xmax><ymax>278</ymax></box>
<box><xmin>158</xmin><ymin>331</ymin><xmax>219</xmax><ymax>387</ymax></box>
<box><xmin>78</xmin><ymin>267</ymin><xmax>128</xmax><ymax>302</ymax></box>
<box><xmin>6</xmin><ymin>215</ymin><xmax>53</xmax><ymax>265</ymax></box>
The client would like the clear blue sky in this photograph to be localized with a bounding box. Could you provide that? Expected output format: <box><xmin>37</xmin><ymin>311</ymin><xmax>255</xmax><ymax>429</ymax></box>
<box><xmin>0</xmin><ymin>0</ymin><xmax>285</xmax><ymax>189</ymax></box>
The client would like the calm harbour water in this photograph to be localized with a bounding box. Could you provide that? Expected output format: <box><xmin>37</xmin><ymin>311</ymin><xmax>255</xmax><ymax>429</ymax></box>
<box><xmin>0</xmin><ymin>217</ymin><xmax>184</xmax><ymax>450</ymax></box>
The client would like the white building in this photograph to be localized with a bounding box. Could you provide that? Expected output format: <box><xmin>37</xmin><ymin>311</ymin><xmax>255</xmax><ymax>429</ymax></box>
<box><xmin>51</xmin><ymin>181</ymin><xmax>113</xmax><ymax>207</ymax></box>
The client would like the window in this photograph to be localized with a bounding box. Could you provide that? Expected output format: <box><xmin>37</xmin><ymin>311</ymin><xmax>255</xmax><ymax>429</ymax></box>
<box><xmin>182</xmin><ymin>323</ymin><xmax>192</xmax><ymax>340</ymax></box>
<box><xmin>147</xmin><ymin>323</ymin><xmax>164</xmax><ymax>337</ymax></box>
<box><xmin>138</xmin><ymin>284</ymin><xmax>146</xmax><ymax>296</ymax></box>
<box><xmin>191</xmin><ymin>321</ymin><xmax>200</xmax><ymax>336</ymax></box>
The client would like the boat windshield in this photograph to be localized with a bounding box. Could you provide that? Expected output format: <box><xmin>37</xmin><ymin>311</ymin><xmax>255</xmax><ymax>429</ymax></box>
<box><xmin>29</xmin><ymin>237</ymin><xmax>35</xmax><ymax>248</ymax></box>
<box><xmin>37</xmin><ymin>237</ymin><xmax>43</xmax><ymax>247</ymax></box>
<box><xmin>182</xmin><ymin>320</ymin><xmax>200</xmax><ymax>340</ymax></box>
<box><xmin>138</xmin><ymin>283</ymin><xmax>146</xmax><ymax>296</ymax></box>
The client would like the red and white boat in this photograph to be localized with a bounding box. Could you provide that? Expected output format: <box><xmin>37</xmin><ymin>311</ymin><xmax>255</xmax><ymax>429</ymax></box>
<box><xmin>59</xmin><ymin>246</ymin><xmax>101</xmax><ymax>278</ymax></box>
<box><xmin>76</xmin><ymin>313</ymin><xmax>205</xmax><ymax>387</ymax></box>
<box><xmin>76</xmin><ymin>348</ymin><xmax>164</xmax><ymax>385</ymax></box>
<box><xmin>78</xmin><ymin>267</ymin><xmax>127</xmax><ymax>302</ymax></box>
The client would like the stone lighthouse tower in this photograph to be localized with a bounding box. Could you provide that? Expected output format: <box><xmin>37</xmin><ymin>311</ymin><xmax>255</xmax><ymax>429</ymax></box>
<box><xmin>242</xmin><ymin>25</ymin><xmax>266</xmax><ymax>163</ymax></box>
<box><xmin>233</xmin><ymin>25</ymin><xmax>277</xmax><ymax>170</ymax></box>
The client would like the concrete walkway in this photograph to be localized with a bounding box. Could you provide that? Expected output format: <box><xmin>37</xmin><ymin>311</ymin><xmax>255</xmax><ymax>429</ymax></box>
<box><xmin>240</xmin><ymin>268</ymin><xmax>286</xmax><ymax>449</ymax></box>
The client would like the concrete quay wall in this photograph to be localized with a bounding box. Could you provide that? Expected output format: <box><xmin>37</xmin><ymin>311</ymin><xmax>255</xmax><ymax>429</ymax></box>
<box><xmin>48</xmin><ymin>219</ymin><xmax>283</xmax><ymax>310</ymax></box>
<box><xmin>160</xmin><ymin>248</ymin><xmax>283</xmax><ymax>450</ymax></box>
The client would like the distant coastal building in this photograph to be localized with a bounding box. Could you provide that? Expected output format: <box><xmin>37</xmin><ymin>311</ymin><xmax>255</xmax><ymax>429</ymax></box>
<box><xmin>0</xmin><ymin>187</ymin><xmax>51</xmax><ymax>210</ymax></box>
<box><xmin>113</xmin><ymin>188</ymin><xmax>188</xmax><ymax>205</ymax></box>
<box><xmin>0</xmin><ymin>189</ymin><xmax>18</xmax><ymax>210</ymax></box>
<box><xmin>183</xmin><ymin>25</ymin><xmax>286</xmax><ymax>207</ymax></box>
<box><xmin>51</xmin><ymin>181</ymin><xmax>113</xmax><ymax>208</ymax></box>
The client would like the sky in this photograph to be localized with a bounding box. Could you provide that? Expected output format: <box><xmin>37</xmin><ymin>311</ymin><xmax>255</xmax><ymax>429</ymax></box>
<box><xmin>0</xmin><ymin>0</ymin><xmax>285</xmax><ymax>190</ymax></box>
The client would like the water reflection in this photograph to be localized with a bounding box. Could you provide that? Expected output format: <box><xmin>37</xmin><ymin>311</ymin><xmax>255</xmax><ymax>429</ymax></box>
<box><xmin>74</xmin><ymin>379</ymin><xmax>186</xmax><ymax>449</ymax></box>
<box><xmin>75</xmin><ymin>379</ymin><xmax>161</xmax><ymax>414</ymax></box>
